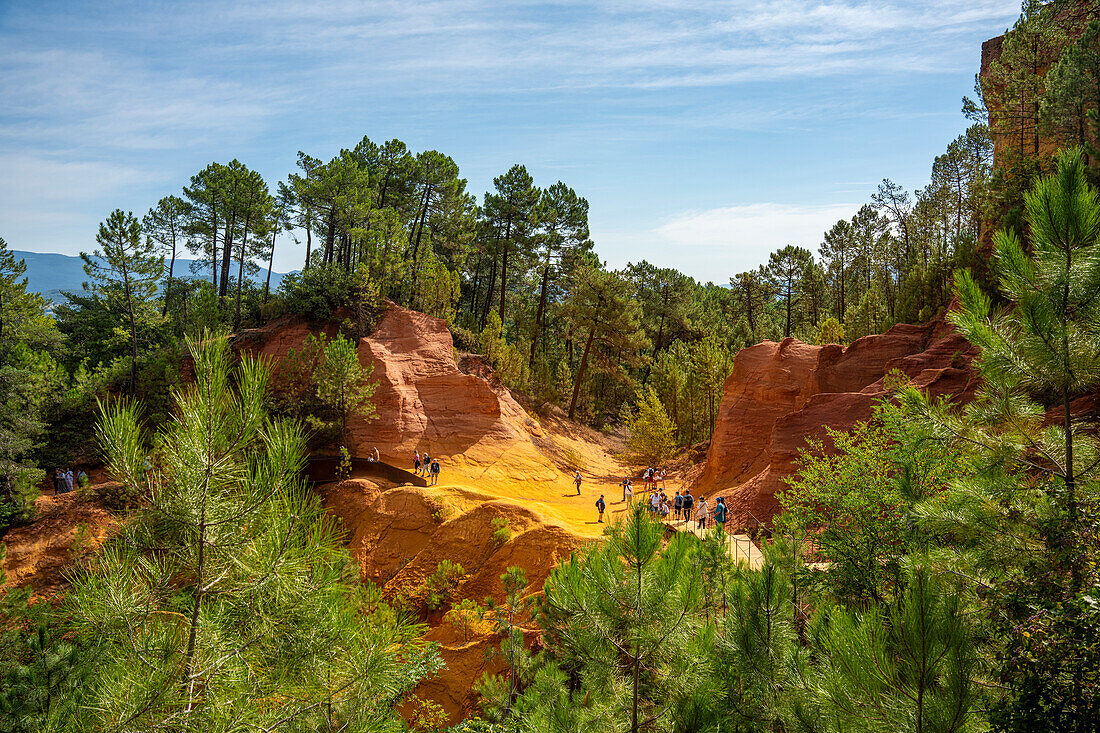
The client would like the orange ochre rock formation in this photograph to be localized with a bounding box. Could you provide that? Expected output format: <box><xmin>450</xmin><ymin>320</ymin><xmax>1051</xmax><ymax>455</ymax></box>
<box><xmin>695</xmin><ymin>318</ymin><xmax>980</xmax><ymax>523</ymax></box>
<box><xmin>238</xmin><ymin>304</ymin><xmax>561</xmax><ymax>486</ymax></box>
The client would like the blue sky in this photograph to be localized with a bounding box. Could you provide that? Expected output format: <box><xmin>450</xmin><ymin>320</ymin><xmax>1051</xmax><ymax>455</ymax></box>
<box><xmin>0</xmin><ymin>0</ymin><xmax>1021</xmax><ymax>284</ymax></box>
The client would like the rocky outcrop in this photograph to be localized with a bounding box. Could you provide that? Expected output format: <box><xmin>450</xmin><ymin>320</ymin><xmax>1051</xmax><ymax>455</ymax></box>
<box><xmin>696</xmin><ymin>319</ymin><xmax>979</xmax><ymax>523</ymax></box>
<box><xmin>238</xmin><ymin>304</ymin><xmax>559</xmax><ymax>484</ymax></box>
<box><xmin>321</xmin><ymin>478</ymin><xmax>582</xmax><ymax>724</ymax></box>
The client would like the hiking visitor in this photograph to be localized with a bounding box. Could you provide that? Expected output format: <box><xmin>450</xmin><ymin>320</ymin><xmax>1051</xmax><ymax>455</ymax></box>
<box><xmin>673</xmin><ymin>491</ymin><xmax>683</xmax><ymax>520</ymax></box>
<box><xmin>53</xmin><ymin>469</ymin><xmax>64</xmax><ymax>495</ymax></box>
<box><xmin>372</xmin><ymin>446</ymin><xmax>380</xmax><ymax>462</ymax></box>
<box><xmin>682</xmin><ymin>491</ymin><xmax>694</xmax><ymax>523</ymax></box>
<box><xmin>574</xmin><ymin>471</ymin><xmax>583</xmax><ymax>495</ymax></box>
<box><xmin>649</xmin><ymin>490</ymin><xmax>660</xmax><ymax>513</ymax></box>
<box><xmin>625</xmin><ymin>480</ymin><xmax>634</xmax><ymax>506</ymax></box>
<box><xmin>413</xmin><ymin>451</ymin><xmax>421</xmax><ymax>475</ymax></box>
<box><xmin>595</xmin><ymin>494</ymin><xmax>606</xmax><ymax>523</ymax></box>
<box><xmin>658</xmin><ymin>468</ymin><xmax>667</xmax><ymax>490</ymax></box>
<box><xmin>65</xmin><ymin>468</ymin><xmax>75</xmax><ymax>493</ymax></box>
<box><xmin>620</xmin><ymin>476</ymin><xmax>632</xmax><ymax>502</ymax></box>
<box><xmin>430</xmin><ymin>459</ymin><xmax>441</xmax><ymax>486</ymax></box>
<box><xmin>696</xmin><ymin>496</ymin><xmax>709</xmax><ymax>531</ymax></box>
<box><xmin>659</xmin><ymin>494</ymin><xmax>670</xmax><ymax>518</ymax></box>
<box><xmin>714</xmin><ymin>497</ymin><xmax>727</xmax><ymax>531</ymax></box>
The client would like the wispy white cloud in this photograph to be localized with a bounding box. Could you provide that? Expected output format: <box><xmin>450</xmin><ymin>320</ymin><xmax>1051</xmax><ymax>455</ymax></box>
<box><xmin>646</xmin><ymin>202</ymin><xmax>858</xmax><ymax>278</ymax></box>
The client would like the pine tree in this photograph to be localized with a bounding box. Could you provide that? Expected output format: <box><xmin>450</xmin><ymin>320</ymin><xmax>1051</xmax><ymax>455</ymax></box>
<box><xmin>954</xmin><ymin>148</ymin><xmax>1100</xmax><ymax>551</ymax></box>
<box><xmin>903</xmin><ymin>149</ymin><xmax>1100</xmax><ymax>730</ymax></box>
<box><xmin>535</xmin><ymin>507</ymin><xmax>701</xmax><ymax>733</ymax></box>
<box><xmin>765</xmin><ymin>245</ymin><xmax>813</xmax><ymax>338</ymax></box>
<box><xmin>562</xmin><ymin>266</ymin><xmax>648</xmax><ymax>421</ymax></box>
<box><xmin>625</xmin><ymin>386</ymin><xmax>676</xmax><ymax>464</ymax></box>
<box><xmin>814</xmin><ymin>567</ymin><xmax>979</xmax><ymax>733</ymax></box>
<box><xmin>313</xmin><ymin>334</ymin><xmax>377</xmax><ymax>447</ymax></box>
<box><xmin>142</xmin><ymin>195</ymin><xmax>188</xmax><ymax>319</ymax></box>
<box><xmin>530</xmin><ymin>182</ymin><xmax>592</xmax><ymax>370</ymax></box>
<box><xmin>81</xmin><ymin>209</ymin><xmax>163</xmax><ymax>393</ymax></box>
<box><xmin>1042</xmin><ymin>19</ymin><xmax>1100</xmax><ymax>173</ymax></box>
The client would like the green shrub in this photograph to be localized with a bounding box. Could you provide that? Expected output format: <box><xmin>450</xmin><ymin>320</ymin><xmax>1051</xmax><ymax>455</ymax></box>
<box><xmin>425</xmin><ymin>560</ymin><xmax>466</xmax><ymax>610</ymax></box>
<box><xmin>490</xmin><ymin>517</ymin><xmax>511</xmax><ymax>546</ymax></box>
<box><xmin>278</xmin><ymin>262</ymin><xmax>377</xmax><ymax>322</ymax></box>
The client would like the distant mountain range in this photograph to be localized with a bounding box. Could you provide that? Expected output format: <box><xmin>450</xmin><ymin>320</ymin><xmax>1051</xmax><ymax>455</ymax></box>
<box><xmin>12</xmin><ymin>250</ymin><xmax>292</xmax><ymax>303</ymax></box>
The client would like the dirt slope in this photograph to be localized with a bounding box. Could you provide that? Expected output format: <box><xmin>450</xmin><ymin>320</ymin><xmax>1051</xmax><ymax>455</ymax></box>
<box><xmin>1</xmin><ymin>490</ymin><xmax>116</xmax><ymax>598</ymax></box>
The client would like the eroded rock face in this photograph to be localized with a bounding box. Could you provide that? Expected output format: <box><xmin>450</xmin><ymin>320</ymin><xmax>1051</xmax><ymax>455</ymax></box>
<box><xmin>238</xmin><ymin>304</ymin><xmax>558</xmax><ymax>482</ymax></box>
<box><xmin>696</xmin><ymin>319</ymin><xmax>980</xmax><ymax>522</ymax></box>
<box><xmin>322</xmin><ymin>478</ymin><xmax>582</xmax><ymax>724</ymax></box>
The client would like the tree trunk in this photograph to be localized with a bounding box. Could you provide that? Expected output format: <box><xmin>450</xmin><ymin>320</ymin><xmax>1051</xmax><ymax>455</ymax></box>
<box><xmin>784</xmin><ymin>283</ymin><xmax>792</xmax><ymax>338</ymax></box>
<box><xmin>304</xmin><ymin>210</ymin><xmax>313</xmax><ymax>271</ymax></box>
<box><xmin>233</xmin><ymin>205</ymin><xmax>255</xmax><ymax>331</ymax></box>
<box><xmin>219</xmin><ymin>212</ymin><xmax>236</xmax><ymax>298</ymax></box>
<box><xmin>264</xmin><ymin>225</ymin><xmax>277</xmax><ymax>305</ymax></box>
<box><xmin>324</xmin><ymin>207</ymin><xmax>336</xmax><ymax>265</ymax></box>
<box><xmin>529</xmin><ymin>257</ymin><xmax>552</xmax><ymax>371</ymax></box>
<box><xmin>469</xmin><ymin>254</ymin><xmax>484</xmax><ymax>318</ymax></box>
<box><xmin>162</xmin><ymin>235</ymin><xmax>177</xmax><ymax>318</ymax></box>
<box><xmin>482</xmin><ymin>255</ymin><xmax>498</xmax><ymax>330</ymax></box>
<box><xmin>117</xmin><ymin>234</ymin><xmax>139</xmax><ymax>395</ymax></box>
<box><xmin>498</xmin><ymin>218</ymin><xmax>513</xmax><ymax>324</ymax></box>
<box><xmin>568</xmin><ymin>325</ymin><xmax>597</xmax><ymax>421</ymax></box>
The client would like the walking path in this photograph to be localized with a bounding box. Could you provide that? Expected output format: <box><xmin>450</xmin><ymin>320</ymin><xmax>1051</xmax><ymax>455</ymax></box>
<box><xmin>662</xmin><ymin>516</ymin><xmax>765</xmax><ymax>569</ymax></box>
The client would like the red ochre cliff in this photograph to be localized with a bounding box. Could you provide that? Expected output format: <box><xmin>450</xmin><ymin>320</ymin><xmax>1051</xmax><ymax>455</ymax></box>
<box><xmin>694</xmin><ymin>317</ymin><xmax>981</xmax><ymax>523</ymax></box>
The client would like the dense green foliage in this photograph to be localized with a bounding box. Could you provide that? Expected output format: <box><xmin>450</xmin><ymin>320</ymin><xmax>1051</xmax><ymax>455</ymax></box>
<box><xmin>0</xmin><ymin>337</ymin><xmax>438</xmax><ymax>732</ymax></box>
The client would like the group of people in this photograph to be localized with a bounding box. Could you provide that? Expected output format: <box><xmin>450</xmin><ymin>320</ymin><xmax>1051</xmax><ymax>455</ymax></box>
<box><xmin>52</xmin><ymin>467</ymin><xmax>88</xmax><ymax>494</ymax></box>
<box><xmin>640</xmin><ymin>465</ymin><xmax>666</xmax><ymax>491</ymax></box>
<box><xmin>671</xmin><ymin>490</ymin><xmax>727</xmax><ymax>531</ymax></box>
<box><xmin>590</xmin><ymin>467</ymin><xmax>728</xmax><ymax>532</ymax></box>
<box><xmin>412</xmin><ymin>450</ymin><xmax>442</xmax><ymax>486</ymax></box>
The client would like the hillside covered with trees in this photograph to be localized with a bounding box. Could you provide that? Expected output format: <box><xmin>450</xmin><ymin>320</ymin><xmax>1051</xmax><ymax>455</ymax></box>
<box><xmin>3</xmin><ymin>0</ymin><xmax>1100</xmax><ymax>731</ymax></box>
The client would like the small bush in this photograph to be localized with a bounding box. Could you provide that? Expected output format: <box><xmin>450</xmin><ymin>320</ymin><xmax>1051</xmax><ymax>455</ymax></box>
<box><xmin>445</xmin><ymin>598</ymin><xmax>485</xmax><ymax>643</ymax></box>
<box><xmin>490</xmin><ymin>517</ymin><xmax>511</xmax><ymax>546</ymax></box>
<box><xmin>425</xmin><ymin>560</ymin><xmax>465</xmax><ymax>610</ymax></box>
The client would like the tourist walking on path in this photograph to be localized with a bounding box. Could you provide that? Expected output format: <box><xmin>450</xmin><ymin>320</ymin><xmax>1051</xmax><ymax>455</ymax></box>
<box><xmin>574</xmin><ymin>471</ymin><xmax>583</xmax><ymax>495</ymax></box>
<box><xmin>649</xmin><ymin>490</ymin><xmax>660</xmax><ymax>513</ymax></box>
<box><xmin>430</xmin><ymin>459</ymin><xmax>441</xmax><ymax>486</ymax></box>
<box><xmin>714</xmin><ymin>497</ymin><xmax>727</xmax><ymax>531</ymax></box>
<box><xmin>625</xmin><ymin>481</ymin><xmax>634</xmax><ymax>506</ymax></box>
<box><xmin>413</xmin><ymin>451</ymin><xmax>421</xmax><ymax>476</ymax></box>
<box><xmin>620</xmin><ymin>476</ymin><xmax>632</xmax><ymax>502</ymax></box>
<box><xmin>682</xmin><ymin>491</ymin><xmax>694</xmax><ymax>524</ymax></box>
<box><xmin>673</xmin><ymin>491</ymin><xmax>683</xmax><ymax>520</ymax></box>
<box><xmin>596</xmin><ymin>494</ymin><xmax>606</xmax><ymax>523</ymax></box>
<box><xmin>53</xmin><ymin>469</ymin><xmax>64</xmax><ymax>495</ymax></box>
<box><xmin>696</xmin><ymin>496</ymin><xmax>709</xmax><ymax>531</ymax></box>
